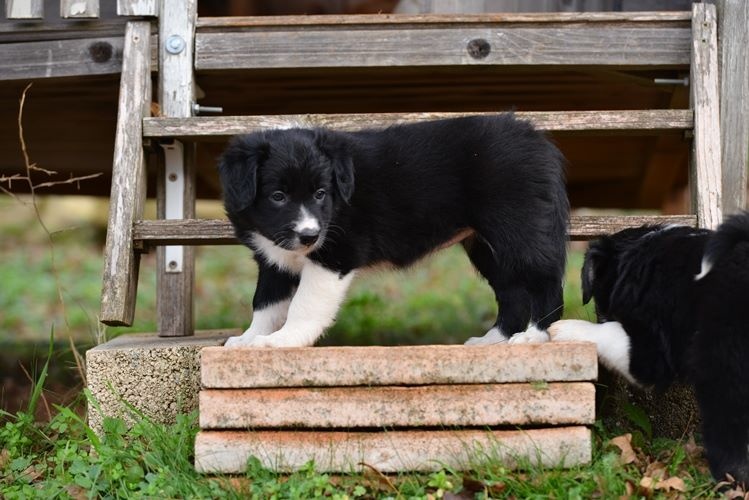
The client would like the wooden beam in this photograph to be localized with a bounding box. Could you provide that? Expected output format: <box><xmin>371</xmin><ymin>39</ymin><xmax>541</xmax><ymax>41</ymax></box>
<box><xmin>131</xmin><ymin>215</ymin><xmax>698</xmax><ymax>249</ymax></box>
<box><xmin>61</xmin><ymin>0</ymin><xmax>99</xmax><ymax>19</ymax></box>
<box><xmin>714</xmin><ymin>0</ymin><xmax>749</xmax><ymax>215</ymax></box>
<box><xmin>117</xmin><ymin>0</ymin><xmax>158</xmax><ymax>16</ymax></box>
<box><xmin>143</xmin><ymin>110</ymin><xmax>694</xmax><ymax>140</ymax></box>
<box><xmin>690</xmin><ymin>3</ymin><xmax>722</xmax><ymax>229</ymax></box>
<box><xmin>5</xmin><ymin>0</ymin><xmax>43</xmax><ymax>19</ymax></box>
<box><xmin>156</xmin><ymin>0</ymin><xmax>197</xmax><ymax>337</ymax></box>
<box><xmin>100</xmin><ymin>22</ymin><xmax>152</xmax><ymax>326</ymax></box>
<box><xmin>196</xmin><ymin>24</ymin><xmax>690</xmax><ymax>71</ymax></box>
<box><xmin>0</xmin><ymin>37</ymin><xmax>124</xmax><ymax>81</ymax></box>
<box><xmin>197</xmin><ymin>12</ymin><xmax>692</xmax><ymax>28</ymax></box>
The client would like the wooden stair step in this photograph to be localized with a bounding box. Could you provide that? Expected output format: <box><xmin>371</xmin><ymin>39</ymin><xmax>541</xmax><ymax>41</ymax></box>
<box><xmin>143</xmin><ymin>110</ymin><xmax>693</xmax><ymax>140</ymax></box>
<box><xmin>133</xmin><ymin>215</ymin><xmax>697</xmax><ymax>249</ymax></box>
<box><xmin>201</xmin><ymin>343</ymin><xmax>597</xmax><ymax>389</ymax></box>
<box><xmin>199</xmin><ymin>382</ymin><xmax>595</xmax><ymax>429</ymax></box>
<box><xmin>195</xmin><ymin>426</ymin><xmax>592</xmax><ymax>473</ymax></box>
<box><xmin>194</xmin><ymin>13</ymin><xmax>690</xmax><ymax>70</ymax></box>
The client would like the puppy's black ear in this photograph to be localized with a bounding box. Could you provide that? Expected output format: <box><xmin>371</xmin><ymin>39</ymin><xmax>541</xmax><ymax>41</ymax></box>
<box><xmin>217</xmin><ymin>135</ymin><xmax>270</xmax><ymax>213</ymax></box>
<box><xmin>315</xmin><ymin>130</ymin><xmax>355</xmax><ymax>203</ymax></box>
<box><xmin>582</xmin><ymin>242</ymin><xmax>604</xmax><ymax>305</ymax></box>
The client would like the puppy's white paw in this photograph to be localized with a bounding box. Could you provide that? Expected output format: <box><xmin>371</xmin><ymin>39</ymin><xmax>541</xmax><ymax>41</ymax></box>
<box><xmin>507</xmin><ymin>325</ymin><xmax>549</xmax><ymax>345</ymax></box>
<box><xmin>246</xmin><ymin>328</ymin><xmax>311</xmax><ymax>348</ymax></box>
<box><xmin>548</xmin><ymin>319</ymin><xmax>596</xmax><ymax>342</ymax></box>
<box><xmin>464</xmin><ymin>327</ymin><xmax>509</xmax><ymax>346</ymax></box>
<box><xmin>224</xmin><ymin>333</ymin><xmax>260</xmax><ymax>347</ymax></box>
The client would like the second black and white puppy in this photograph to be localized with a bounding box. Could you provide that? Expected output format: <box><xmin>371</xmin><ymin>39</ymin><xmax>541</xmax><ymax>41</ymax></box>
<box><xmin>218</xmin><ymin>115</ymin><xmax>569</xmax><ymax>348</ymax></box>
<box><xmin>549</xmin><ymin>213</ymin><xmax>749</xmax><ymax>485</ymax></box>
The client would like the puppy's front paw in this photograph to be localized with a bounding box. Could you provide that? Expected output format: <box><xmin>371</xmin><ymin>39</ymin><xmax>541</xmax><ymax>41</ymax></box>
<box><xmin>224</xmin><ymin>333</ymin><xmax>258</xmax><ymax>347</ymax></box>
<box><xmin>246</xmin><ymin>329</ymin><xmax>311</xmax><ymax>348</ymax></box>
<box><xmin>507</xmin><ymin>325</ymin><xmax>549</xmax><ymax>345</ymax></box>
<box><xmin>548</xmin><ymin>319</ymin><xmax>595</xmax><ymax>341</ymax></box>
<box><xmin>464</xmin><ymin>327</ymin><xmax>508</xmax><ymax>346</ymax></box>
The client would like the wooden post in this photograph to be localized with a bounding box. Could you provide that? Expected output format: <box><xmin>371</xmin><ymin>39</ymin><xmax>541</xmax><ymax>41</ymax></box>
<box><xmin>713</xmin><ymin>0</ymin><xmax>749</xmax><ymax>215</ymax></box>
<box><xmin>117</xmin><ymin>0</ymin><xmax>159</xmax><ymax>16</ymax></box>
<box><xmin>157</xmin><ymin>0</ymin><xmax>197</xmax><ymax>336</ymax></box>
<box><xmin>6</xmin><ymin>0</ymin><xmax>43</xmax><ymax>19</ymax></box>
<box><xmin>61</xmin><ymin>0</ymin><xmax>100</xmax><ymax>18</ymax></box>
<box><xmin>690</xmin><ymin>2</ymin><xmax>722</xmax><ymax>229</ymax></box>
<box><xmin>100</xmin><ymin>21</ymin><xmax>152</xmax><ymax>326</ymax></box>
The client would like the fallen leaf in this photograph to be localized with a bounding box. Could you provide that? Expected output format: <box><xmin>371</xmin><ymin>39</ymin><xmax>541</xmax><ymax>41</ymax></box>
<box><xmin>644</xmin><ymin>461</ymin><xmax>667</xmax><ymax>481</ymax></box>
<box><xmin>684</xmin><ymin>435</ymin><xmax>704</xmax><ymax>459</ymax></box>
<box><xmin>460</xmin><ymin>475</ymin><xmax>486</xmax><ymax>494</ymax></box>
<box><xmin>610</xmin><ymin>434</ymin><xmax>637</xmax><ymax>465</ymax></box>
<box><xmin>655</xmin><ymin>476</ymin><xmax>686</xmax><ymax>492</ymax></box>
<box><xmin>0</xmin><ymin>449</ymin><xmax>9</xmax><ymax>469</ymax></box>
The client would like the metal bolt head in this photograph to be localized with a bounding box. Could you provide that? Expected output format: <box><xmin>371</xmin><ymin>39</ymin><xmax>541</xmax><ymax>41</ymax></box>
<box><xmin>165</xmin><ymin>35</ymin><xmax>185</xmax><ymax>55</ymax></box>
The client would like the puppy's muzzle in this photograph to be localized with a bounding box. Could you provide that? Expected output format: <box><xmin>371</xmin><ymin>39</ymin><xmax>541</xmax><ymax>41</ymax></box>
<box><xmin>297</xmin><ymin>228</ymin><xmax>320</xmax><ymax>247</ymax></box>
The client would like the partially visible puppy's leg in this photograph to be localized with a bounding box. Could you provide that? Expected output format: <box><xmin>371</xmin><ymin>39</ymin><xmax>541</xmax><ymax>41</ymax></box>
<box><xmin>548</xmin><ymin>319</ymin><xmax>637</xmax><ymax>384</ymax></box>
<box><xmin>224</xmin><ymin>260</ymin><xmax>299</xmax><ymax>347</ymax></box>
<box><xmin>248</xmin><ymin>261</ymin><xmax>355</xmax><ymax>348</ymax></box>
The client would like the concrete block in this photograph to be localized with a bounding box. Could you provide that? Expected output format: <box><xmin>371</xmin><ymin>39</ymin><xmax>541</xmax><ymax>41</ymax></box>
<box><xmin>86</xmin><ymin>330</ymin><xmax>235</xmax><ymax>433</ymax></box>
<box><xmin>195</xmin><ymin>426</ymin><xmax>592</xmax><ymax>473</ymax></box>
<box><xmin>200</xmin><ymin>382</ymin><xmax>595</xmax><ymax>429</ymax></box>
<box><xmin>201</xmin><ymin>342</ymin><xmax>598</xmax><ymax>388</ymax></box>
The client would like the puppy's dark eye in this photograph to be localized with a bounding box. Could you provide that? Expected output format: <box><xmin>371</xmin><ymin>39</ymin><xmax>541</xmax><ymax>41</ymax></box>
<box><xmin>270</xmin><ymin>191</ymin><xmax>287</xmax><ymax>203</ymax></box>
<box><xmin>314</xmin><ymin>189</ymin><xmax>326</xmax><ymax>201</ymax></box>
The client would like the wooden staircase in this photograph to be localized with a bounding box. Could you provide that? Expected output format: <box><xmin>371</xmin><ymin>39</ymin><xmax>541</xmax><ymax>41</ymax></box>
<box><xmin>97</xmin><ymin>0</ymin><xmax>729</xmax><ymax>473</ymax></box>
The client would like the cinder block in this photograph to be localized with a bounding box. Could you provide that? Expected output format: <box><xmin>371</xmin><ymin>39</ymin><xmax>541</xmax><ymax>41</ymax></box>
<box><xmin>195</xmin><ymin>426</ymin><xmax>593</xmax><ymax>473</ymax></box>
<box><xmin>86</xmin><ymin>330</ymin><xmax>234</xmax><ymax>433</ymax></box>
<box><xmin>200</xmin><ymin>382</ymin><xmax>595</xmax><ymax>429</ymax></box>
<box><xmin>201</xmin><ymin>342</ymin><xmax>598</xmax><ymax>388</ymax></box>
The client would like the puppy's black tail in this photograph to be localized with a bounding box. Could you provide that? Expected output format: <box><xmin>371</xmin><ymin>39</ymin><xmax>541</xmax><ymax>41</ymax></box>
<box><xmin>692</xmin><ymin>210</ymin><xmax>749</xmax><ymax>486</ymax></box>
<box><xmin>695</xmin><ymin>211</ymin><xmax>749</xmax><ymax>280</ymax></box>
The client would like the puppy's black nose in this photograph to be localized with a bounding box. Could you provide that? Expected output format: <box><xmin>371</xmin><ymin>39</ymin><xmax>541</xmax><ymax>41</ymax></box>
<box><xmin>297</xmin><ymin>229</ymin><xmax>319</xmax><ymax>247</ymax></box>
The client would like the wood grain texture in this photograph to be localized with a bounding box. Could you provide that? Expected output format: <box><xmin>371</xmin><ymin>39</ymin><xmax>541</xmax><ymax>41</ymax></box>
<box><xmin>197</xmin><ymin>12</ymin><xmax>692</xmax><ymax>28</ymax></box>
<box><xmin>201</xmin><ymin>343</ymin><xmax>597</xmax><ymax>388</ymax></box>
<box><xmin>195</xmin><ymin>427</ymin><xmax>592</xmax><ymax>473</ymax></box>
<box><xmin>132</xmin><ymin>215</ymin><xmax>698</xmax><ymax>249</ymax></box>
<box><xmin>0</xmin><ymin>37</ymin><xmax>124</xmax><ymax>81</ymax></box>
<box><xmin>690</xmin><ymin>3</ymin><xmax>722</xmax><ymax>229</ymax></box>
<box><xmin>60</xmin><ymin>0</ymin><xmax>100</xmax><ymax>18</ymax></box>
<box><xmin>196</xmin><ymin>25</ymin><xmax>690</xmax><ymax>70</ymax></box>
<box><xmin>117</xmin><ymin>0</ymin><xmax>158</xmax><ymax>16</ymax></box>
<box><xmin>142</xmin><ymin>110</ymin><xmax>694</xmax><ymax>139</ymax></box>
<box><xmin>199</xmin><ymin>383</ymin><xmax>595</xmax><ymax>429</ymax></box>
<box><xmin>715</xmin><ymin>0</ymin><xmax>749</xmax><ymax>215</ymax></box>
<box><xmin>100</xmin><ymin>22</ymin><xmax>151</xmax><ymax>326</ymax></box>
<box><xmin>5</xmin><ymin>0</ymin><xmax>43</xmax><ymax>19</ymax></box>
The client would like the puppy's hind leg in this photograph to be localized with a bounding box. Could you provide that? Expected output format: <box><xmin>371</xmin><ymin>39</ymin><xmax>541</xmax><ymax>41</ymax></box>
<box><xmin>462</xmin><ymin>238</ymin><xmax>531</xmax><ymax>345</ymax></box>
<box><xmin>224</xmin><ymin>260</ymin><xmax>299</xmax><ymax>347</ymax></box>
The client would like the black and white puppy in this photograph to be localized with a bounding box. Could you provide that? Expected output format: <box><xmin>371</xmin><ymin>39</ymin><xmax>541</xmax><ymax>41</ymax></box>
<box><xmin>218</xmin><ymin>115</ymin><xmax>569</xmax><ymax>348</ymax></box>
<box><xmin>549</xmin><ymin>213</ymin><xmax>749</xmax><ymax>485</ymax></box>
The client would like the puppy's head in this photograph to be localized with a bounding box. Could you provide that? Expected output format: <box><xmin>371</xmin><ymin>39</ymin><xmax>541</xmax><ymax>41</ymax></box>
<box><xmin>582</xmin><ymin>226</ymin><xmax>661</xmax><ymax>320</ymax></box>
<box><xmin>218</xmin><ymin>128</ymin><xmax>354</xmax><ymax>253</ymax></box>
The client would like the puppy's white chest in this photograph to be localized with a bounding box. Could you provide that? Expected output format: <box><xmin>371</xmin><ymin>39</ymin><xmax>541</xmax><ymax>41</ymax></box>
<box><xmin>251</xmin><ymin>233</ymin><xmax>307</xmax><ymax>274</ymax></box>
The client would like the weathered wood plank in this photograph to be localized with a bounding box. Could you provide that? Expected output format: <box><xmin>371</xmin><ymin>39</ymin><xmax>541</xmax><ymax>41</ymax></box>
<box><xmin>201</xmin><ymin>343</ymin><xmax>597</xmax><ymax>389</ymax></box>
<box><xmin>6</xmin><ymin>0</ymin><xmax>43</xmax><ymax>19</ymax></box>
<box><xmin>0</xmin><ymin>37</ymin><xmax>124</xmax><ymax>81</ymax></box>
<box><xmin>195</xmin><ymin>426</ymin><xmax>592</xmax><ymax>473</ymax></box>
<box><xmin>199</xmin><ymin>382</ymin><xmax>595</xmax><ymax>429</ymax></box>
<box><xmin>196</xmin><ymin>25</ymin><xmax>690</xmax><ymax>70</ymax></box>
<box><xmin>143</xmin><ymin>110</ymin><xmax>694</xmax><ymax>140</ymax></box>
<box><xmin>100</xmin><ymin>22</ymin><xmax>151</xmax><ymax>326</ymax></box>
<box><xmin>61</xmin><ymin>0</ymin><xmax>100</xmax><ymax>18</ymax></box>
<box><xmin>132</xmin><ymin>215</ymin><xmax>698</xmax><ymax>249</ymax></box>
<box><xmin>197</xmin><ymin>12</ymin><xmax>692</xmax><ymax>28</ymax></box>
<box><xmin>690</xmin><ymin>3</ymin><xmax>722</xmax><ymax>229</ymax></box>
<box><xmin>117</xmin><ymin>0</ymin><xmax>158</xmax><ymax>16</ymax></box>
<box><xmin>156</xmin><ymin>0</ymin><xmax>197</xmax><ymax>337</ymax></box>
<box><xmin>715</xmin><ymin>0</ymin><xmax>749</xmax><ymax>215</ymax></box>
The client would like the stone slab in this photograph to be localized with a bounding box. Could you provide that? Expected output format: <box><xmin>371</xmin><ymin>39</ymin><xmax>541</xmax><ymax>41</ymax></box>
<box><xmin>201</xmin><ymin>342</ymin><xmax>598</xmax><ymax>388</ymax></box>
<box><xmin>86</xmin><ymin>330</ymin><xmax>235</xmax><ymax>433</ymax></box>
<box><xmin>200</xmin><ymin>382</ymin><xmax>595</xmax><ymax>429</ymax></box>
<box><xmin>195</xmin><ymin>426</ymin><xmax>592</xmax><ymax>473</ymax></box>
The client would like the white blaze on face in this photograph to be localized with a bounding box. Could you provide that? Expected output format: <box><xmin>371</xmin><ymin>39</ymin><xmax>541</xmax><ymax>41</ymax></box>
<box><xmin>294</xmin><ymin>206</ymin><xmax>320</xmax><ymax>234</ymax></box>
